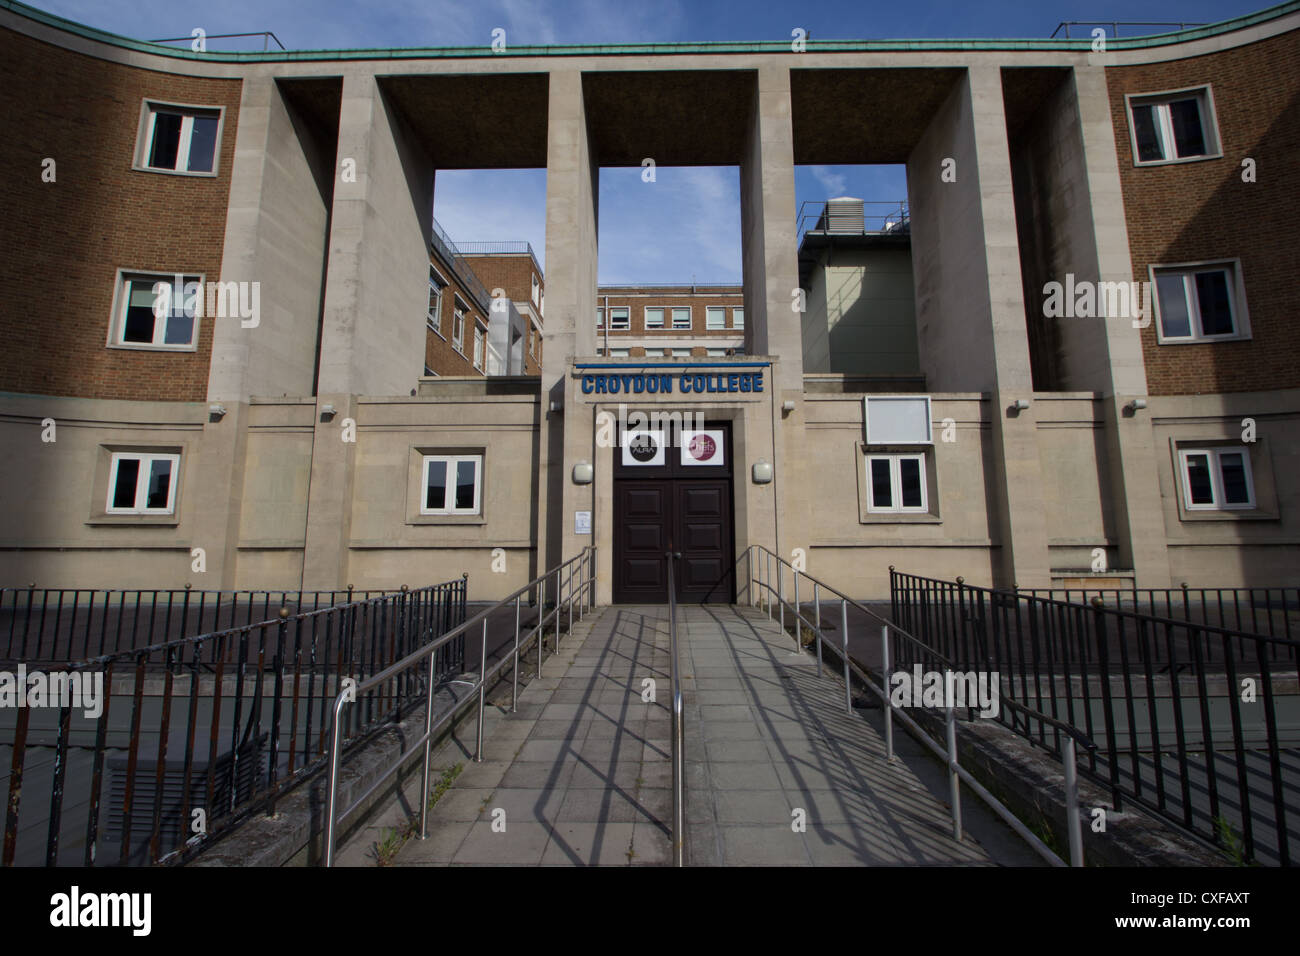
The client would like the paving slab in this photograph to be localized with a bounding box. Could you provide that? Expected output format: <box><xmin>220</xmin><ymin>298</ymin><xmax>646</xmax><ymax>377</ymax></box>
<box><xmin>370</xmin><ymin>603</ymin><xmax>1044</xmax><ymax>867</ymax></box>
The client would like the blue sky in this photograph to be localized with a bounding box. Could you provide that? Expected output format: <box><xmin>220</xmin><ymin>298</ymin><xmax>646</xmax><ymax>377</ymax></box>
<box><xmin>28</xmin><ymin>0</ymin><xmax>1272</xmax><ymax>282</ymax></box>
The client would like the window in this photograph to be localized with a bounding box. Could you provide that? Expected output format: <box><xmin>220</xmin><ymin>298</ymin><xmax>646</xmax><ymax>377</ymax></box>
<box><xmin>609</xmin><ymin>307</ymin><xmax>630</xmax><ymax>330</ymax></box>
<box><xmin>706</xmin><ymin>348</ymin><xmax>727</xmax><ymax>357</ymax></box>
<box><xmin>645</xmin><ymin>307</ymin><xmax>665</xmax><ymax>329</ymax></box>
<box><xmin>1152</xmin><ymin>262</ymin><xmax>1247</xmax><ymax>342</ymax></box>
<box><xmin>645</xmin><ymin>348</ymin><xmax>666</xmax><ymax>357</ymax></box>
<box><xmin>531</xmin><ymin>273</ymin><xmax>540</xmax><ymax>307</ymax></box>
<box><xmin>423</xmin><ymin>365</ymin><xmax>436</xmax><ymax>376</ymax></box>
<box><xmin>1178</xmin><ymin>448</ymin><xmax>1254</xmax><ymax>511</ymax></box>
<box><xmin>732</xmin><ymin>307</ymin><xmax>745</xmax><ymax>329</ymax></box>
<box><xmin>422</xmin><ymin>455</ymin><xmax>482</xmax><ymax>515</ymax></box>
<box><xmin>427</xmin><ymin>268</ymin><xmax>445</xmax><ymax>334</ymax></box>
<box><xmin>732</xmin><ymin>345</ymin><xmax>746</xmax><ymax>356</ymax></box>
<box><xmin>866</xmin><ymin>454</ymin><xmax>927</xmax><ymax>513</ymax></box>
<box><xmin>473</xmin><ymin>326</ymin><xmax>485</xmax><ymax>371</ymax></box>
<box><xmin>671</xmin><ymin>348</ymin><xmax>691</xmax><ymax>357</ymax></box>
<box><xmin>609</xmin><ymin>347</ymin><xmax>630</xmax><ymax>358</ymax></box>
<box><xmin>107</xmin><ymin>452</ymin><xmax>179</xmax><ymax>515</ymax></box>
<box><xmin>138</xmin><ymin>103</ymin><xmax>221</xmax><ymax>174</ymax></box>
<box><xmin>1126</xmin><ymin>87</ymin><xmax>1219</xmax><ymax>165</ymax></box>
<box><xmin>597</xmin><ymin>307</ymin><xmax>605</xmax><ymax>328</ymax></box>
<box><xmin>453</xmin><ymin>298</ymin><xmax>467</xmax><ymax>352</ymax></box>
<box><xmin>706</xmin><ymin>307</ymin><xmax>726</xmax><ymax>330</ymax></box>
<box><xmin>672</xmin><ymin>307</ymin><xmax>692</xmax><ymax>329</ymax></box>
<box><xmin>112</xmin><ymin>272</ymin><xmax>200</xmax><ymax>349</ymax></box>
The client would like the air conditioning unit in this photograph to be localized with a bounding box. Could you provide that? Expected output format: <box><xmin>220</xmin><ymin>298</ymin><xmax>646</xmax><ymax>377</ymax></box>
<box><xmin>818</xmin><ymin>197</ymin><xmax>865</xmax><ymax>234</ymax></box>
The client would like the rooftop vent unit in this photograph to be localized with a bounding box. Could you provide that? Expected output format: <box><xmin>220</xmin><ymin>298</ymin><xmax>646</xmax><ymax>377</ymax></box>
<box><xmin>818</xmin><ymin>197</ymin><xmax>865</xmax><ymax>234</ymax></box>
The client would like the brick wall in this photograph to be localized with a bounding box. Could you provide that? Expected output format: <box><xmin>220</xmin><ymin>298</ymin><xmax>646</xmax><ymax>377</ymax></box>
<box><xmin>0</xmin><ymin>29</ymin><xmax>241</xmax><ymax>402</ymax></box>
<box><xmin>424</xmin><ymin>254</ymin><xmax>489</xmax><ymax>376</ymax></box>
<box><xmin>596</xmin><ymin>288</ymin><xmax>744</xmax><ymax>345</ymax></box>
<box><xmin>1106</xmin><ymin>32</ymin><xmax>1300</xmax><ymax>395</ymax></box>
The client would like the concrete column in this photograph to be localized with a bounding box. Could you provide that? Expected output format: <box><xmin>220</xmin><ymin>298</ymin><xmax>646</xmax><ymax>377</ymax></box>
<box><xmin>187</xmin><ymin>404</ymin><xmax>252</xmax><ymax>590</ymax></box>
<box><xmin>740</xmin><ymin>65</ymin><xmax>806</xmax><ymax>574</ymax></box>
<box><xmin>300</xmin><ymin>395</ymin><xmax>358</xmax><ymax>589</ymax></box>
<box><xmin>209</xmin><ymin>75</ymin><xmax>333</xmax><ymax>405</ymax></box>
<box><xmin>316</xmin><ymin>72</ymin><xmax>432</xmax><ymax>398</ymax></box>
<box><xmin>540</xmin><ymin>70</ymin><xmax>600</xmax><ymax>576</ymax></box>
<box><xmin>908</xmin><ymin>67</ymin><xmax>1051</xmax><ymax>587</ymax></box>
<box><xmin>1071</xmin><ymin>66</ymin><xmax>1172</xmax><ymax>587</ymax></box>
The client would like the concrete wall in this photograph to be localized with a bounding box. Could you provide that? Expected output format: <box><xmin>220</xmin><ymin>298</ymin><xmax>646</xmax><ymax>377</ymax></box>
<box><xmin>801</xmin><ymin>247</ymin><xmax>918</xmax><ymax>376</ymax></box>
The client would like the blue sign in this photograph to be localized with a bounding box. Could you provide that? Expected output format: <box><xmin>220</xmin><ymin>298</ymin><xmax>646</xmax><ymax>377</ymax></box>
<box><xmin>580</xmin><ymin>371</ymin><xmax>763</xmax><ymax>395</ymax></box>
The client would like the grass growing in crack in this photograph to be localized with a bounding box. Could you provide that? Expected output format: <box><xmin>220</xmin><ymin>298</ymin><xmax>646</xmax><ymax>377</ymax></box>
<box><xmin>374</xmin><ymin>762</ymin><xmax>464</xmax><ymax>866</ymax></box>
<box><xmin>1214</xmin><ymin>815</ymin><xmax>1254</xmax><ymax>866</ymax></box>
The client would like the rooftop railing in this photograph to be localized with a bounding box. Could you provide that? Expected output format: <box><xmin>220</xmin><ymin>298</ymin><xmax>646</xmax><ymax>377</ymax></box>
<box><xmin>1050</xmin><ymin>21</ymin><xmax>1205</xmax><ymax>39</ymax></box>
<box><xmin>796</xmin><ymin>199</ymin><xmax>910</xmax><ymax>244</ymax></box>
<box><xmin>430</xmin><ymin>217</ymin><xmax>493</xmax><ymax>314</ymax></box>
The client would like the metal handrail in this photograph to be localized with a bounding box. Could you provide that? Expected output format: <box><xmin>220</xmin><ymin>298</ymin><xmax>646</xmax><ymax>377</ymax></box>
<box><xmin>665</xmin><ymin>550</ymin><xmax>685</xmax><ymax>867</ymax></box>
<box><xmin>1050</xmin><ymin>21</ymin><xmax>1204</xmax><ymax>39</ymax></box>
<box><xmin>322</xmin><ymin>547</ymin><xmax>597</xmax><ymax>866</ymax></box>
<box><xmin>743</xmin><ymin>544</ymin><xmax>1094</xmax><ymax>866</ymax></box>
<box><xmin>149</xmin><ymin>31</ymin><xmax>287</xmax><ymax>51</ymax></box>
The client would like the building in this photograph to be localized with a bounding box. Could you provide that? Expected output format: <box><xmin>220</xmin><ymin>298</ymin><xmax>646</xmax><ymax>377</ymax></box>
<box><xmin>1</xmin><ymin>1</ymin><xmax>1297</xmax><ymax>602</ymax></box>
<box><xmin>595</xmin><ymin>285</ymin><xmax>745</xmax><ymax>358</ymax></box>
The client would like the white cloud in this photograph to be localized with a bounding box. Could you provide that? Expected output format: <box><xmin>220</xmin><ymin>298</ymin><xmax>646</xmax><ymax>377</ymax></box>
<box><xmin>809</xmin><ymin>165</ymin><xmax>848</xmax><ymax>196</ymax></box>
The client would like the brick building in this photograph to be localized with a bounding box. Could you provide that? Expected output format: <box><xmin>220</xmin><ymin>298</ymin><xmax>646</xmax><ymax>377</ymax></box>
<box><xmin>0</xmin><ymin>0</ymin><xmax>1297</xmax><ymax>600</ymax></box>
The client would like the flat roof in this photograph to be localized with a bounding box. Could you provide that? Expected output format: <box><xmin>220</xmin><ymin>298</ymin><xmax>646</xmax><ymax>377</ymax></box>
<box><xmin>5</xmin><ymin>0</ymin><xmax>1298</xmax><ymax>62</ymax></box>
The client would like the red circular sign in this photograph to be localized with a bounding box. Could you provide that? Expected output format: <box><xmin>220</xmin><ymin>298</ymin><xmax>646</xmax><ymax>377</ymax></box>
<box><xmin>688</xmin><ymin>434</ymin><xmax>717</xmax><ymax>462</ymax></box>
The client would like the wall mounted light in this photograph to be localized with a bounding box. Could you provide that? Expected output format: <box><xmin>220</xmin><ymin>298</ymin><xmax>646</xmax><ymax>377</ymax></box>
<box><xmin>1127</xmin><ymin>398</ymin><xmax>1148</xmax><ymax>412</ymax></box>
<box><xmin>572</xmin><ymin>461</ymin><xmax>594</xmax><ymax>484</ymax></box>
<box><xmin>752</xmin><ymin>460</ymin><xmax>773</xmax><ymax>484</ymax></box>
<box><xmin>549</xmin><ymin>400</ymin><xmax>563</xmax><ymax>414</ymax></box>
<box><xmin>782</xmin><ymin>400</ymin><xmax>796</xmax><ymax>413</ymax></box>
<box><xmin>208</xmin><ymin>403</ymin><xmax>227</xmax><ymax>419</ymax></box>
<box><xmin>1013</xmin><ymin>399</ymin><xmax>1031</xmax><ymax>411</ymax></box>
<box><xmin>320</xmin><ymin>403</ymin><xmax>337</xmax><ymax>419</ymax></box>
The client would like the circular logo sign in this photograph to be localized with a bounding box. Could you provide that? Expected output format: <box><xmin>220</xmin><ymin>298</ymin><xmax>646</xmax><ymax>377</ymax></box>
<box><xmin>629</xmin><ymin>434</ymin><xmax>659</xmax><ymax>463</ymax></box>
<box><xmin>688</xmin><ymin>434</ymin><xmax>717</xmax><ymax>462</ymax></box>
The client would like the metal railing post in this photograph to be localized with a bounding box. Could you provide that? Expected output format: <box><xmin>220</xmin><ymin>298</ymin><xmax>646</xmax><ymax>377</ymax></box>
<box><xmin>813</xmin><ymin>582</ymin><xmax>822</xmax><ymax>676</ymax></box>
<box><xmin>778</xmin><ymin>559</ymin><xmax>785</xmax><ymax>634</ymax></box>
<box><xmin>475</xmin><ymin>618</ymin><xmax>487</xmax><ymax>762</ymax></box>
<box><xmin>793</xmin><ymin>569</ymin><xmax>801</xmax><ymax>652</ymax></box>
<box><xmin>767</xmin><ymin>552</ymin><xmax>772</xmax><ymax>620</ymax></box>
<box><xmin>881</xmin><ymin>624</ymin><xmax>893</xmax><ymax>758</ymax></box>
<box><xmin>418</xmin><ymin>648</ymin><xmax>437</xmax><ymax>839</ymax></box>
<box><xmin>946</xmin><ymin>705</ymin><xmax>962</xmax><ymax>841</ymax></box>
<box><xmin>568</xmin><ymin>560</ymin><xmax>574</xmax><ymax>636</ymax></box>
<box><xmin>1064</xmin><ymin>736</ymin><xmax>1084</xmax><ymax>866</ymax></box>
<box><xmin>512</xmin><ymin>594</ymin><xmax>521</xmax><ymax>713</ymax></box>
<box><xmin>323</xmin><ymin>697</ymin><xmax>346</xmax><ymax>867</ymax></box>
<box><xmin>538</xmin><ymin>576</ymin><xmax>546</xmax><ymax>680</ymax></box>
<box><xmin>748</xmin><ymin>547</ymin><xmax>754</xmax><ymax>607</ymax></box>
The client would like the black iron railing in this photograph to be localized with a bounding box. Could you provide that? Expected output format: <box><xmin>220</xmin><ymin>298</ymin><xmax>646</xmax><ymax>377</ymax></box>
<box><xmin>1</xmin><ymin>578</ymin><xmax>467</xmax><ymax>866</ymax></box>
<box><xmin>0</xmin><ymin>586</ymin><xmax>415</xmax><ymax>665</ymax></box>
<box><xmin>890</xmin><ymin>570</ymin><xmax>1299</xmax><ymax>866</ymax></box>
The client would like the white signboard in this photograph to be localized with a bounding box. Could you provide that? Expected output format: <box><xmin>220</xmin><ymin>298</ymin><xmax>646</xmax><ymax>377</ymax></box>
<box><xmin>864</xmin><ymin>396</ymin><xmax>932</xmax><ymax>445</ymax></box>
<box><xmin>681</xmin><ymin>429</ymin><xmax>726</xmax><ymax>466</ymax></box>
<box><xmin>622</xmin><ymin>429</ymin><xmax>666</xmax><ymax>466</ymax></box>
<box><xmin>575</xmin><ymin>511</ymin><xmax>592</xmax><ymax>535</ymax></box>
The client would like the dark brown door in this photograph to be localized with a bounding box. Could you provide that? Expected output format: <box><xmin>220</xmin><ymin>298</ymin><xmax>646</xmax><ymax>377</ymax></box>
<box><xmin>613</xmin><ymin>478</ymin><xmax>733</xmax><ymax>604</ymax></box>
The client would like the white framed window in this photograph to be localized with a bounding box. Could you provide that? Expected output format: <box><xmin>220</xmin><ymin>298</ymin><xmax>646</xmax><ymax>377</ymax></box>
<box><xmin>596</xmin><ymin>307</ymin><xmax>605</xmax><ymax>328</ymax></box>
<box><xmin>421</xmin><ymin>455</ymin><xmax>482</xmax><ymax>515</ymax></box>
<box><xmin>1178</xmin><ymin>448</ymin><xmax>1254</xmax><ymax>511</ymax></box>
<box><xmin>706</xmin><ymin>348</ymin><xmax>727</xmax><ymax>357</ymax></box>
<box><xmin>671</xmin><ymin>348</ymin><xmax>691</xmax><ymax>357</ymax></box>
<box><xmin>706</xmin><ymin>306</ymin><xmax>726</xmax><ymax>330</ymax></box>
<box><xmin>672</xmin><ymin>307</ymin><xmax>692</xmax><ymax>329</ymax></box>
<box><xmin>865</xmin><ymin>396</ymin><xmax>933</xmax><ymax>445</ymax></box>
<box><xmin>453</xmin><ymin>297</ymin><xmax>468</xmax><ymax>352</ymax></box>
<box><xmin>645</xmin><ymin>307</ymin><xmax>665</xmax><ymax>328</ymax></box>
<box><xmin>110</xmin><ymin>271</ymin><xmax>200</xmax><ymax>350</ymax></box>
<box><xmin>645</xmin><ymin>348</ymin><xmax>666</xmax><ymax>357</ymax></box>
<box><xmin>427</xmin><ymin>267</ymin><xmax>445</xmax><ymax>334</ymax></box>
<box><xmin>866</xmin><ymin>454</ymin><xmax>927</xmax><ymax>513</ymax></box>
<box><xmin>609</xmin><ymin>307</ymin><xmax>630</xmax><ymax>330</ymax></box>
<box><xmin>531</xmin><ymin>272</ymin><xmax>540</xmax><ymax>307</ymax></box>
<box><xmin>1150</xmin><ymin>261</ymin><xmax>1248</xmax><ymax>343</ymax></box>
<box><xmin>107</xmin><ymin>452</ymin><xmax>180</xmax><ymax>515</ymax></box>
<box><xmin>732</xmin><ymin>307</ymin><xmax>744</xmax><ymax>329</ymax></box>
<box><xmin>609</xmin><ymin>347</ymin><xmax>630</xmax><ymax>358</ymax></box>
<box><xmin>1125</xmin><ymin>87</ymin><xmax>1220</xmax><ymax>166</ymax></box>
<box><xmin>136</xmin><ymin>102</ymin><xmax>223</xmax><ymax>175</ymax></box>
<box><xmin>473</xmin><ymin>326</ymin><xmax>485</xmax><ymax>371</ymax></box>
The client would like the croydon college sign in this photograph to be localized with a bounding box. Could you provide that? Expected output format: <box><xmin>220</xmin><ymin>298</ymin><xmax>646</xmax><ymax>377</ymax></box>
<box><xmin>580</xmin><ymin>370</ymin><xmax>764</xmax><ymax>395</ymax></box>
